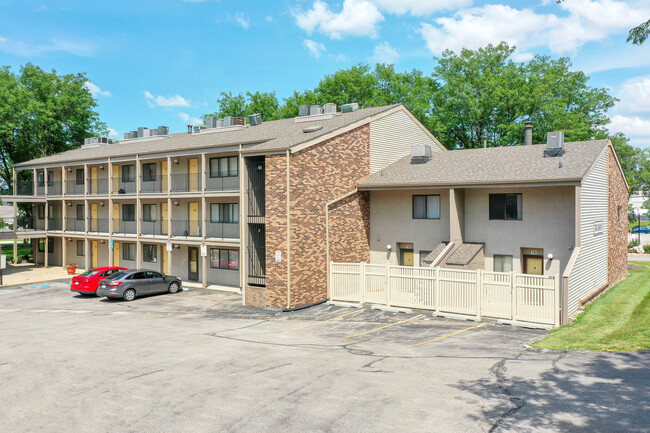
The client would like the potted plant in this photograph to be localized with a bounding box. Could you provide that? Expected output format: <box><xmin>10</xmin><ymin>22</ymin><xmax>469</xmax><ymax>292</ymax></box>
<box><xmin>66</xmin><ymin>263</ymin><xmax>78</xmax><ymax>275</ymax></box>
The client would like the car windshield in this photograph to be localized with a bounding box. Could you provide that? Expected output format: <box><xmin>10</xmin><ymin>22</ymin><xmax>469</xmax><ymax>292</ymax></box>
<box><xmin>79</xmin><ymin>270</ymin><xmax>100</xmax><ymax>277</ymax></box>
<box><xmin>107</xmin><ymin>271</ymin><xmax>126</xmax><ymax>280</ymax></box>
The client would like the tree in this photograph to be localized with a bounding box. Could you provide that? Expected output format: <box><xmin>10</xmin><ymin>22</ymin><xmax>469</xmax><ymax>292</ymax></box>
<box><xmin>0</xmin><ymin>64</ymin><xmax>105</xmax><ymax>192</ymax></box>
<box><xmin>642</xmin><ymin>198</ymin><xmax>650</xmax><ymax>210</ymax></box>
<box><xmin>210</xmin><ymin>91</ymin><xmax>280</xmax><ymax>121</ymax></box>
<box><xmin>628</xmin><ymin>19</ymin><xmax>650</xmax><ymax>45</ymax></box>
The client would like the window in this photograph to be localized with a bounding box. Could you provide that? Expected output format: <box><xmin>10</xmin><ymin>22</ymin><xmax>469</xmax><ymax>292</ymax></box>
<box><xmin>38</xmin><ymin>239</ymin><xmax>45</xmax><ymax>252</ymax></box>
<box><xmin>494</xmin><ymin>255</ymin><xmax>513</xmax><ymax>273</ymax></box>
<box><xmin>76</xmin><ymin>169</ymin><xmax>84</xmax><ymax>185</ymax></box>
<box><xmin>130</xmin><ymin>271</ymin><xmax>146</xmax><ymax>279</ymax></box>
<box><xmin>146</xmin><ymin>271</ymin><xmax>162</xmax><ymax>279</ymax></box>
<box><xmin>38</xmin><ymin>171</ymin><xmax>53</xmax><ymax>187</ymax></box>
<box><xmin>102</xmin><ymin>269</ymin><xmax>121</xmax><ymax>278</ymax></box>
<box><xmin>76</xmin><ymin>204</ymin><xmax>84</xmax><ymax>220</ymax></box>
<box><xmin>122</xmin><ymin>165</ymin><xmax>135</xmax><ymax>182</ymax></box>
<box><xmin>142</xmin><ymin>204</ymin><xmax>157</xmax><ymax>222</ymax></box>
<box><xmin>142</xmin><ymin>163</ymin><xmax>156</xmax><ymax>182</ymax></box>
<box><xmin>412</xmin><ymin>195</ymin><xmax>440</xmax><ymax>219</ymax></box>
<box><xmin>122</xmin><ymin>243</ymin><xmax>136</xmax><ymax>261</ymax></box>
<box><xmin>77</xmin><ymin>240</ymin><xmax>85</xmax><ymax>256</ymax></box>
<box><xmin>48</xmin><ymin>239</ymin><xmax>54</xmax><ymax>254</ymax></box>
<box><xmin>38</xmin><ymin>172</ymin><xmax>44</xmax><ymax>187</ymax></box>
<box><xmin>419</xmin><ymin>250</ymin><xmax>432</xmax><ymax>267</ymax></box>
<box><xmin>122</xmin><ymin>204</ymin><xmax>135</xmax><ymax>221</ymax></box>
<box><xmin>489</xmin><ymin>194</ymin><xmax>522</xmax><ymax>220</ymax></box>
<box><xmin>210</xmin><ymin>203</ymin><xmax>239</xmax><ymax>223</ymax></box>
<box><xmin>143</xmin><ymin>244</ymin><xmax>158</xmax><ymax>263</ymax></box>
<box><xmin>48</xmin><ymin>205</ymin><xmax>54</xmax><ymax>220</ymax></box>
<box><xmin>209</xmin><ymin>156</ymin><xmax>238</xmax><ymax>178</ymax></box>
<box><xmin>38</xmin><ymin>205</ymin><xmax>45</xmax><ymax>220</ymax></box>
<box><xmin>210</xmin><ymin>248</ymin><xmax>239</xmax><ymax>270</ymax></box>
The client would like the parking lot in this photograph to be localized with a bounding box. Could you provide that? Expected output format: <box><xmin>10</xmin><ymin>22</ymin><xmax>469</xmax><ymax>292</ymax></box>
<box><xmin>1</xmin><ymin>280</ymin><xmax>648</xmax><ymax>432</ymax></box>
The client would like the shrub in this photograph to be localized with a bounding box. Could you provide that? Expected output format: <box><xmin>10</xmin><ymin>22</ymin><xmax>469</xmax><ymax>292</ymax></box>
<box><xmin>629</xmin><ymin>240</ymin><xmax>640</xmax><ymax>248</ymax></box>
<box><xmin>644</xmin><ymin>244</ymin><xmax>650</xmax><ymax>253</ymax></box>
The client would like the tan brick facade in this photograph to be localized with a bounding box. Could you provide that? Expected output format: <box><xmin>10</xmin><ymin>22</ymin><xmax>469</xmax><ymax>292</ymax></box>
<box><xmin>261</xmin><ymin>125</ymin><xmax>371</xmax><ymax>308</ymax></box>
<box><xmin>608</xmin><ymin>145</ymin><xmax>629</xmax><ymax>286</ymax></box>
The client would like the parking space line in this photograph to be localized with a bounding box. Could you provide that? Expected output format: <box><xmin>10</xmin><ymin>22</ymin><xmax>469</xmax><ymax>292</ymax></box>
<box><xmin>344</xmin><ymin>314</ymin><xmax>423</xmax><ymax>339</ymax></box>
<box><xmin>414</xmin><ymin>322</ymin><xmax>486</xmax><ymax>346</ymax></box>
<box><xmin>284</xmin><ymin>308</ymin><xmax>366</xmax><ymax>332</ymax></box>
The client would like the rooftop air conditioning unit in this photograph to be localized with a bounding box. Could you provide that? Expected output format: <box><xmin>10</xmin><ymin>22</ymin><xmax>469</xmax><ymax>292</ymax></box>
<box><xmin>216</xmin><ymin>119</ymin><xmax>224</xmax><ymax>128</ymax></box>
<box><xmin>323</xmin><ymin>103</ymin><xmax>337</xmax><ymax>114</ymax></box>
<box><xmin>205</xmin><ymin>117</ymin><xmax>217</xmax><ymax>129</ymax></box>
<box><xmin>193</xmin><ymin>125</ymin><xmax>205</xmax><ymax>133</ymax></box>
<box><xmin>123</xmin><ymin>133</ymin><xmax>130</xmax><ymax>140</ymax></box>
<box><xmin>129</xmin><ymin>131</ymin><xmax>138</xmax><ymax>139</ymax></box>
<box><xmin>544</xmin><ymin>131</ymin><xmax>565</xmax><ymax>157</ymax></box>
<box><xmin>310</xmin><ymin>105</ymin><xmax>323</xmax><ymax>115</ymax></box>
<box><xmin>249</xmin><ymin>113</ymin><xmax>262</xmax><ymax>126</ymax></box>
<box><xmin>157</xmin><ymin>126</ymin><xmax>169</xmax><ymax>135</ymax></box>
<box><xmin>223</xmin><ymin>116</ymin><xmax>233</xmax><ymax>127</ymax></box>
<box><xmin>137</xmin><ymin>127</ymin><xmax>149</xmax><ymax>138</ymax></box>
<box><xmin>232</xmin><ymin>117</ymin><xmax>245</xmax><ymax>126</ymax></box>
<box><xmin>341</xmin><ymin>103</ymin><xmax>359</xmax><ymax>113</ymax></box>
<box><xmin>411</xmin><ymin>145</ymin><xmax>432</xmax><ymax>159</ymax></box>
<box><xmin>299</xmin><ymin>105</ymin><xmax>310</xmax><ymax>116</ymax></box>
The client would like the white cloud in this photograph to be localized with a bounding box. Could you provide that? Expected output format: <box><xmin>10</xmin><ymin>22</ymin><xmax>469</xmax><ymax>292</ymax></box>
<box><xmin>0</xmin><ymin>36</ymin><xmax>95</xmax><ymax>57</ymax></box>
<box><xmin>371</xmin><ymin>41</ymin><xmax>399</xmax><ymax>63</ymax></box>
<box><xmin>330</xmin><ymin>53</ymin><xmax>349</xmax><ymax>62</ymax></box>
<box><xmin>85</xmin><ymin>82</ymin><xmax>112</xmax><ymax>97</ymax></box>
<box><xmin>370</xmin><ymin>0</ymin><xmax>471</xmax><ymax>16</ymax></box>
<box><xmin>234</xmin><ymin>12</ymin><xmax>250</xmax><ymax>29</ymax></box>
<box><xmin>304</xmin><ymin>39</ymin><xmax>326</xmax><ymax>58</ymax></box>
<box><xmin>144</xmin><ymin>91</ymin><xmax>191</xmax><ymax>107</ymax></box>
<box><xmin>609</xmin><ymin>115</ymin><xmax>650</xmax><ymax>146</ymax></box>
<box><xmin>266</xmin><ymin>16</ymin><xmax>274</xmax><ymax>22</ymax></box>
<box><xmin>616</xmin><ymin>75</ymin><xmax>650</xmax><ymax>114</ymax></box>
<box><xmin>178</xmin><ymin>112</ymin><xmax>203</xmax><ymax>125</ymax></box>
<box><xmin>293</xmin><ymin>0</ymin><xmax>384</xmax><ymax>39</ymax></box>
<box><xmin>107</xmin><ymin>128</ymin><xmax>119</xmax><ymax>137</ymax></box>
<box><xmin>419</xmin><ymin>1</ymin><xmax>650</xmax><ymax>56</ymax></box>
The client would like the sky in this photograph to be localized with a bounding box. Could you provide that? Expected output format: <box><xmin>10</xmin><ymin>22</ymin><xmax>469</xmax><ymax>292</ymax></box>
<box><xmin>1</xmin><ymin>0</ymin><xmax>649</xmax><ymax>148</ymax></box>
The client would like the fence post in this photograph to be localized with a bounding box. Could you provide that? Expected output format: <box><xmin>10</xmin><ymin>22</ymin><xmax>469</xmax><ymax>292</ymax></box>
<box><xmin>328</xmin><ymin>260</ymin><xmax>333</xmax><ymax>300</ymax></box>
<box><xmin>510</xmin><ymin>271</ymin><xmax>516</xmax><ymax>321</ymax></box>
<box><xmin>554</xmin><ymin>274</ymin><xmax>560</xmax><ymax>327</ymax></box>
<box><xmin>476</xmin><ymin>269</ymin><xmax>482</xmax><ymax>321</ymax></box>
<box><xmin>360</xmin><ymin>262</ymin><xmax>366</xmax><ymax>304</ymax></box>
<box><xmin>386</xmin><ymin>264</ymin><xmax>391</xmax><ymax>307</ymax></box>
<box><xmin>433</xmin><ymin>266</ymin><xmax>439</xmax><ymax>313</ymax></box>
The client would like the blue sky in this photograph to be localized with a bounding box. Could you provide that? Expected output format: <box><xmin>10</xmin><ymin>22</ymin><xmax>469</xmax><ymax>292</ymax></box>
<box><xmin>1</xmin><ymin>0</ymin><xmax>649</xmax><ymax>148</ymax></box>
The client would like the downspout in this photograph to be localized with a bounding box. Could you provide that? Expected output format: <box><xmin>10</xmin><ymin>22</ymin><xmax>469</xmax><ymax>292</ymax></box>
<box><xmin>325</xmin><ymin>188</ymin><xmax>359</xmax><ymax>299</ymax></box>
<box><xmin>286</xmin><ymin>150</ymin><xmax>291</xmax><ymax>309</ymax></box>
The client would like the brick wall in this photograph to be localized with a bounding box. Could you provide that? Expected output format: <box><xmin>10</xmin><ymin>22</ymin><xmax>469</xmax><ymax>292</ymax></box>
<box><xmin>608</xmin><ymin>145</ymin><xmax>629</xmax><ymax>286</ymax></box>
<box><xmin>262</xmin><ymin>124</ymin><xmax>371</xmax><ymax>308</ymax></box>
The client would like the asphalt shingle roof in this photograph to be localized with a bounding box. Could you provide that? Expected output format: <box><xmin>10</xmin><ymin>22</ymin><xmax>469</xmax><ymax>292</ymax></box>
<box><xmin>358</xmin><ymin>139</ymin><xmax>610</xmax><ymax>188</ymax></box>
<box><xmin>15</xmin><ymin>105</ymin><xmax>399</xmax><ymax>168</ymax></box>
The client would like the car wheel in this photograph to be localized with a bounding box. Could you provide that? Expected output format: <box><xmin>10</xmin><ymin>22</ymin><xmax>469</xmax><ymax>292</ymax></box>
<box><xmin>168</xmin><ymin>282</ymin><xmax>180</xmax><ymax>294</ymax></box>
<box><xmin>123</xmin><ymin>289</ymin><xmax>136</xmax><ymax>302</ymax></box>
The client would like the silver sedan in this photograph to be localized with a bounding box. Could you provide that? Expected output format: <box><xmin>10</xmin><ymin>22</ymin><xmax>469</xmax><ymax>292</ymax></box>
<box><xmin>96</xmin><ymin>270</ymin><xmax>182</xmax><ymax>301</ymax></box>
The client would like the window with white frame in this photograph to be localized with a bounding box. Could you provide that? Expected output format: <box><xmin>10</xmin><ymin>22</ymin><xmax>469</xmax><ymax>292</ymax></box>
<box><xmin>494</xmin><ymin>255</ymin><xmax>513</xmax><ymax>273</ymax></box>
<box><xmin>412</xmin><ymin>195</ymin><xmax>440</xmax><ymax>219</ymax></box>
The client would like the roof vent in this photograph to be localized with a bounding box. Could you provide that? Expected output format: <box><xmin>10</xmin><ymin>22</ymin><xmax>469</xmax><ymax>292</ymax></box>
<box><xmin>303</xmin><ymin>125</ymin><xmax>323</xmax><ymax>133</ymax></box>
<box><xmin>411</xmin><ymin>145</ymin><xmax>432</xmax><ymax>164</ymax></box>
<box><xmin>544</xmin><ymin>131</ymin><xmax>565</xmax><ymax>157</ymax></box>
<box><xmin>249</xmin><ymin>113</ymin><xmax>262</xmax><ymax>126</ymax></box>
<box><xmin>524</xmin><ymin>121</ymin><xmax>533</xmax><ymax>146</ymax></box>
<box><xmin>341</xmin><ymin>103</ymin><xmax>358</xmax><ymax>113</ymax></box>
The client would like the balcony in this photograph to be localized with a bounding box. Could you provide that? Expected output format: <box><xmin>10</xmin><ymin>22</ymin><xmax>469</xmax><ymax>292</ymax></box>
<box><xmin>15</xmin><ymin>220</ymin><xmax>36</xmax><ymax>232</ymax></box>
<box><xmin>16</xmin><ymin>180</ymin><xmax>33</xmax><ymax>195</ymax></box>
<box><xmin>66</xmin><ymin>218</ymin><xmax>86</xmax><ymax>232</ymax></box>
<box><xmin>88</xmin><ymin>179</ymin><xmax>109</xmax><ymax>195</ymax></box>
<box><xmin>170</xmin><ymin>174</ymin><xmax>202</xmax><ymax>193</ymax></box>
<box><xmin>67</xmin><ymin>180</ymin><xmax>85</xmax><ymax>195</ymax></box>
<box><xmin>88</xmin><ymin>218</ymin><xmax>109</xmax><ymax>233</ymax></box>
<box><xmin>141</xmin><ymin>220</ymin><xmax>165</xmax><ymax>236</ymax></box>
<box><xmin>113</xmin><ymin>219</ymin><xmax>137</xmax><ymax>235</ymax></box>
<box><xmin>37</xmin><ymin>185</ymin><xmax>45</xmax><ymax>196</ymax></box>
<box><xmin>140</xmin><ymin>176</ymin><xmax>163</xmax><ymax>194</ymax></box>
<box><xmin>114</xmin><ymin>180</ymin><xmax>137</xmax><ymax>195</ymax></box>
<box><xmin>171</xmin><ymin>219</ymin><xmax>201</xmax><ymax>237</ymax></box>
<box><xmin>47</xmin><ymin>218</ymin><xmax>63</xmax><ymax>231</ymax></box>
<box><xmin>206</xmin><ymin>176</ymin><xmax>239</xmax><ymax>192</ymax></box>
<box><xmin>49</xmin><ymin>181</ymin><xmax>63</xmax><ymax>195</ymax></box>
<box><xmin>206</xmin><ymin>222</ymin><xmax>239</xmax><ymax>239</ymax></box>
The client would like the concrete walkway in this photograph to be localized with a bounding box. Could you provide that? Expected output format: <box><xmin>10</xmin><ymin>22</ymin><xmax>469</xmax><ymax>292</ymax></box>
<box><xmin>1</xmin><ymin>263</ymin><xmax>75</xmax><ymax>286</ymax></box>
<box><xmin>629</xmin><ymin>253</ymin><xmax>650</xmax><ymax>262</ymax></box>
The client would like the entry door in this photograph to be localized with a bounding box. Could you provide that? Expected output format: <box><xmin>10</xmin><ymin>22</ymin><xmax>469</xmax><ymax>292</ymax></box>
<box><xmin>400</xmin><ymin>250</ymin><xmax>414</xmax><ymax>266</ymax></box>
<box><xmin>91</xmin><ymin>241</ymin><xmax>98</xmax><ymax>268</ymax></box>
<box><xmin>524</xmin><ymin>256</ymin><xmax>543</xmax><ymax>275</ymax></box>
<box><xmin>188</xmin><ymin>158</ymin><xmax>199</xmax><ymax>192</ymax></box>
<box><xmin>113</xmin><ymin>204</ymin><xmax>120</xmax><ymax>232</ymax></box>
<box><xmin>188</xmin><ymin>247</ymin><xmax>199</xmax><ymax>281</ymax></box>
<box><xmin>161</xmin><ymin>161</ymin><xmax>168</xmax><ymax>192</ymax></box>
<box><xmin>91</xmin><ymin>203</ymin><xmax>98</xmax><ymax>232</ymax></box>
<box><xmin>189</xmin><ymin>202</ymin><xmax>199</xmax><ymax>236</ymax></box>
<box><xmin>112</xmin><ymin>165</ymin><xmax>119</xmax><ymax>192</ymax></box>
<box><xmin>161</xmin><ymin>202</ymin><xmax>168</xmax><ymax>235</ymax></box>
<box><xmin>113</xmin><ymin>242</ymin><xmax>120</xmax><ymax>266</ymax></box>
<box><xmin>91</xmin><ymin>167</ymin><xmax>98</xmax><ymax>194</ymax></box>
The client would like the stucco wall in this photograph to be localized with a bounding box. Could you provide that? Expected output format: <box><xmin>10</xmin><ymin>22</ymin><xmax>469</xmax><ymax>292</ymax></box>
<box><xmin>369</xmin><ymin>189</ymin><xmax>450</xmax><ymax>266</ymax></box>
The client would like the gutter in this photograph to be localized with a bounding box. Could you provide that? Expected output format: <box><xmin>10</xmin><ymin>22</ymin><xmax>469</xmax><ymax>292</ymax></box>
<box><xmin>325</xmin><ymin>188</ymin><xmax>359</xmax><ymax>299</ymax></box>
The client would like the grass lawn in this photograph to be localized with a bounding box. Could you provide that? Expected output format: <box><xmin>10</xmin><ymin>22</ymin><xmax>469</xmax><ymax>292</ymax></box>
<box><xmin>1</xmin><ymin>243</ymin><xmax>32</xmax><ymax>262</ymax></box>
<box><xmin>532</xmin><ymin>262</ymin><xmax>650</xmax><ymax>352</ymax></box>
<box><xmin>628</xmin><ymin>220</ymin><xmax>650</xmax><ymax>231</ymax></box>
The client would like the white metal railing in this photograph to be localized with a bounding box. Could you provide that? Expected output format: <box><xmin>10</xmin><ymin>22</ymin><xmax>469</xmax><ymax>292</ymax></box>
<box><xmin>329</xmin><ymin>262</ymin><xmax>560</xmax><ymax>327</ymax></box>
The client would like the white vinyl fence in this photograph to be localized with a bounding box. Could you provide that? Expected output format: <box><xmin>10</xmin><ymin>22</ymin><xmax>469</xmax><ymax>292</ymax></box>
<box><xmin>330</xmin><ymin>262</ymin><xmax>560</xmax><ymax>327</ymax></box>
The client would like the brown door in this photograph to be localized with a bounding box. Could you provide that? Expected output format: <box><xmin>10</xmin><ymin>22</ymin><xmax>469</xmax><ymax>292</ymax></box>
<box><xmin>188</xmin><ymin>247</ymin><xmax>199</xmax><ymax>281</ymax></box>
<box><xmin>524</xmin><ymin>256</ymin><xmax>543</xmax><ymax>275</ymax></box>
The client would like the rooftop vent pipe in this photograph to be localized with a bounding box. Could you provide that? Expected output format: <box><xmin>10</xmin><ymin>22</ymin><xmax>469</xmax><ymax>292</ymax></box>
<box><xmin>524</xmin><ymin>121</ymin><xmax>533</xmax><ymax>146</ymax></box>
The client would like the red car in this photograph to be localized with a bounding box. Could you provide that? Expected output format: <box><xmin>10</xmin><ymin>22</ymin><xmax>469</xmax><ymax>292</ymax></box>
<box><xmin>71</xmin><ymin>267</ymin><xmax>127</xmax><ymax>296</ymax></box>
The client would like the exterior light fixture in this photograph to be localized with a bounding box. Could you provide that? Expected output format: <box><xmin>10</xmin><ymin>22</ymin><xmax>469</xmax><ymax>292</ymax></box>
<box><xmin>386</xmin><ymin>244</ymin><xmax>392</xmax><ymax>250</ymax></box>
<box><xmin>67</xmin><ymin>203</ymin><xmax>73</xmax><ymax>207</ymax></box>
<box><xmin>174</xmin><ymin>201</ymin><xmax>179</xmax><ymax>207</ymax></box>
<box><xmin>100</xmin><ymin>166</ymin><xmax>104</xmax><ymax>170</ymax></box>
<box><xmin>99</xmin><ymin>202</ymin><xmax>104</xmax><ymax>207</ymax></box>
<box><xmin>547</xmin><ymin>253</ymin><xmax>553</xmax><ymax>260</ymax></box>
<box><xmin>174</xmin><ymin>159</ymin><xmax>180</xmax><ymax>165</ymax></box>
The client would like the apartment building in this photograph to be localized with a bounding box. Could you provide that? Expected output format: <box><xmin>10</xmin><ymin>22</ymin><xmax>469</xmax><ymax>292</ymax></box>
<box><xmin>3</xmin><ymin>104</ymin><xmax>442</xmax><ymax>308</ymax></box>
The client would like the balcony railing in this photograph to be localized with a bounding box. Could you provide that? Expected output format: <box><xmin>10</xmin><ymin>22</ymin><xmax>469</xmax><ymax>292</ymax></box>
<box><xmin>15</xmin><ymin>220</ymin><xmax>35</xmax><ymax>232</ymax></box>
<box><xmin>113</xmin><ymin>219</ymin><xmax>137</xmax><ymax>234</ymax></box>
<box><xmin>37</xmin><ymin>185</ymin><xmax>46</xmax><ymax>196</ymax></box>
<box><xmin>88</xmin><ymin>218</ymin><xmax>109</xmax><ymax>233</ymax></box>
<box><xmin>140</xmin><ymin>177</ymin><xmax>163</xmax><ymax>194</ymax></box>
<box><xmin>88</xmin><ymin>178</ymin><xmax>109</xmax><ymax>195</ymax></box>
<box><xmin>170</xmin><ymin>174</ymin><xmax>202</xmax><ymax>193</ymax></box>
<box><xmin>67</xmin><ymin>181</ymin><xmax>85</xmax><ymax>195</ymax></box>
<box><xmin>206</xmin><ymin>176</ymin><xmax>239</xmax><ymax>192</ymax></box>
<box><xmin>16</xmin><ymin>180</ymin><xmax>33</xmax><ymax>195</ymax></box>
<box><xmin>206</xmin><ymin>222</ymin><xmax>239</xmax><ymax>239</ymax></box>
<box><xmin>66</xmin><ymin>218</ymin><xmax>86</xmax><ymax>232</ymax></box>
<box><xmin>171</xmin><ymin>219</ymin><xmax>201</xmax><ymax>237</ymax></box>
<box><xmin>0</xmin><ymin>218</ymin><xmax>15</xmax><ymax>232</ymax></box>
<box><xmin>48</xmin><ymin>218</ymin><xmax>63</xmax><ymax>231</ymax></box>
<box><xmin>114</xmin><ymin>180</ymin><xmax>136</xmax><ymax>195</ymax></box>
<box><xmin>141</xmin><ymin>220</ymin><xmax>165</xmax><ymax>236</ymax></box>
<box><xmin>49</xmin><ymin>181</ymin><xmax>63</xmax><ymax>195</ymax></box>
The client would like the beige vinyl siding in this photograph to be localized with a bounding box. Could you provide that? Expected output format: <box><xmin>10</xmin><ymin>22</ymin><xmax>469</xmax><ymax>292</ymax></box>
<box><xmin>369</xmin><ymin>109</ymin><xmax>444</xmax><ymax>174</ymax></box>
<box><xmin>567</xmin><ymin>149</ymin><xmax>609</xmax><ymax>316</ymax></box>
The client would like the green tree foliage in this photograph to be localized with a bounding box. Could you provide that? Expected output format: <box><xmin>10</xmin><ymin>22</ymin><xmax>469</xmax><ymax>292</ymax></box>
<box><xmin>0</xmin><ymin>64</ymin><xmax>105</xmax><ymax>192</ymax></box>
<box><xmin>608</xmin><ymin>133</ymin><xmax>650</xmax><ymax>194</ymax></box>
<box><xmin>211</xmin><ymin>91</ymin><xmax>280</xmax><ymax>121</ymax></box>
<box><xmin>627</xmin><ymin>19</ymin><xmax>650</xmax><ymax>45</ymax></box>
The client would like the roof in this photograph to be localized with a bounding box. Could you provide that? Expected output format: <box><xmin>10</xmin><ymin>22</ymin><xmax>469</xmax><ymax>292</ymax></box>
<box><xmin>358</xmin><ymin>140</ymin><xmax>610</xmax><ymax>188</ymax></box>
<box><xmin>446</xmin><ymin>243</ymin><xmax>484</xmax><ymax>266</ymax></box>
<box><xmin>15</xmin><ymin>105</ymin><xmax>399</xmax><ymax>168</ymax></box>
